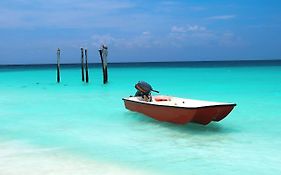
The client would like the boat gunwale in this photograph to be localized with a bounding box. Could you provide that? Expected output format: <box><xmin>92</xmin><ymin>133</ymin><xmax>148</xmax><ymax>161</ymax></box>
<box><xmin>122</xmin><ymin>98</ymin><xmax>236</xmax><ymax>110</ymax></box>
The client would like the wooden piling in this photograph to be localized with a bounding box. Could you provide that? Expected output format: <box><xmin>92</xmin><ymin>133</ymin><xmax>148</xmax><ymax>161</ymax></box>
<box><xmin>98</xmin><ymin>45</ymin><xmax>108</xmax><ymax>84</ymax></box>
<box><xmin>81</xmin><ymin>47</ymin><xmax>85</xmax><ymax>82</ymax></box>
<box><xmin>85</xmin><ymin>48</ymin><xmax>89</xmax><ymax>83</ymax></box>
<box><xmin>57</xmin><ymin>48</ymin><xmax>60</xmax><ymax>83</ymax></box>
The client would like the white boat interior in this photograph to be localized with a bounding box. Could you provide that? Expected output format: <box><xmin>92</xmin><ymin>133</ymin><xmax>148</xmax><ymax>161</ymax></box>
<box><xmin>124</xmin><ymin>96</ymin><xmax>235</xmax><ymax>108</ymax></box>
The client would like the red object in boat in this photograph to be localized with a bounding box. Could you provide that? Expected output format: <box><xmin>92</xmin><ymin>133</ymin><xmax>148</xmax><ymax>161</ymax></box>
<box><xmin>122</xmin><ymin>96</ymin><xmax>236</xmax><ymax>125</ymax></box>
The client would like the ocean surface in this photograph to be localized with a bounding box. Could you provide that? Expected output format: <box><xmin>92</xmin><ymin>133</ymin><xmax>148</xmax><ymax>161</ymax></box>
<box><xmin>0</xmin><ymin>61</ymin><xmax>281</xmax><ymax>175</ymax></box>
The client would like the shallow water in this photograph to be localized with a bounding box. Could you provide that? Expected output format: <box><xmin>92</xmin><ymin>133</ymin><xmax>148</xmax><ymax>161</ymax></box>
<box><xmin>0</xmin><ymin>62</ymin><xmax>281</xmax><ymax>175</ymax></box>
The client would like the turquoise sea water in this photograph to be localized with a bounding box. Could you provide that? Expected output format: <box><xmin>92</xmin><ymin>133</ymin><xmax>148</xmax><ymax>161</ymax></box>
<box><xmin>0</xmin><ymin>61</ymin><xmax>281</xmax><ymax>175</ymax></box>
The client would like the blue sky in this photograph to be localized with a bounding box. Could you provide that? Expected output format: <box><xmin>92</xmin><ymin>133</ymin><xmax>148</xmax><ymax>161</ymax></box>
<box><xmin>0</xmin><ymin>0</ymin><xmax>281</xmax><ymax>64</ymax></box>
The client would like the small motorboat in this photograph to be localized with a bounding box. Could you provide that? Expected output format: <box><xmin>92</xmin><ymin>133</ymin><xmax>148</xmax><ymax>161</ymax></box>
<box><xmin>122</xmin><ymin>81</ymin><xmax>236</xmax><ymax>125</ymax></box>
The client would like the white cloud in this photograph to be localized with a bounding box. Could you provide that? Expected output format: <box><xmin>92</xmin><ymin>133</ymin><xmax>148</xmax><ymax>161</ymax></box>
<box><xmin>89</xmin><ymin>25</ymin><xmax>241</xmax><ymax>50</ymax></box>
<box><xmin>171</xmin><ymin>25</ymin><xmax>206</xmax><ymax>33</ymax></box>
<box><xmin>91</xmin><ymin>34</ymin><xmax>116</xmax><ymax>48</ymax></box>
<box><xmin>168</xmin><ymin>24</ymin><xmax>243</xmax><ymax>47</ymax></box>
<box><xmin>187</xmin><ymin>25</ymin><xmax>206</xmax><ymax>32</ymax></box>
<box><xmin>171</xmin><ymin>26</ymin><xmax>185</xmax><ymax>33</ymax></box>
<box><xmin>90</xmin><ymin>31</ymin><xmax>165</xmax><ymax>49</ymax></box>
<box><xmin>208</xmin><ymin>15</ymin><xmax>236</xmax><ymax>20</ymax></box>
<box><xmin>89</xmin><ymin>25</ymin><xmax>221</xmax><ymax>49</ymax></box>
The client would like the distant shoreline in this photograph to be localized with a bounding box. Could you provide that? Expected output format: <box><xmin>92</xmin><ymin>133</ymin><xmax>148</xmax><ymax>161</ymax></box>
<box><xmin>0</xmin><ymin>59</ymin><xmax>281</xmax><ymax>69</ymax></box>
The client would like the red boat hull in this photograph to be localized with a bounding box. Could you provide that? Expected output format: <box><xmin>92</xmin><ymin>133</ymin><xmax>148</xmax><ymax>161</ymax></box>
<box><xmin>123</xmin><ymin>99</ymin><xmax>235</xmax><ymax>125</ymax></box>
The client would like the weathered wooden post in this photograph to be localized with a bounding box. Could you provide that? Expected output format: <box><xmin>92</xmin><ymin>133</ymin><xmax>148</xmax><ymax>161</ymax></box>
<box><xmin>98</xmin><ymin>45</ymin><xmax>108</xmax><ymax>84</ymax></box>
<box><xmin>81</xmin><ymin>47</ymin><xmax>85</xmax><ymax>82</ymax></box>
<box><xmin>85</xmin><ymin>48</ymin><xmax>89</xmax><ymax>83</ymax></box>
<box><xmin>57</xmin><ymin>48</ymin><xmax>60</xmax><ymax>83</ymax></box>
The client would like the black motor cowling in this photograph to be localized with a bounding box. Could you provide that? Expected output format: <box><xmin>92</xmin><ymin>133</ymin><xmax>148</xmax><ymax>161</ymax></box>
<box><xmin>135</xmin><ymin>81</ymin><xmax>159</xmax><ymax>95</ymax></box>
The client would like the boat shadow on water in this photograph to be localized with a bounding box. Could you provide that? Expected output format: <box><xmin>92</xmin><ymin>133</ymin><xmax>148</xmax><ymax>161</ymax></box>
<box><xmin>130</xmin><ymin>113</ymin><xmax>237</xmax><ymax>136</ymax></box>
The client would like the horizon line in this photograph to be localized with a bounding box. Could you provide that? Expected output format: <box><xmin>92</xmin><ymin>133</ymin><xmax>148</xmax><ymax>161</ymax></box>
<box><xmin>1</xmin><ymin>59</ymin><xmax>281</xmax><ymax>67</ymax></box>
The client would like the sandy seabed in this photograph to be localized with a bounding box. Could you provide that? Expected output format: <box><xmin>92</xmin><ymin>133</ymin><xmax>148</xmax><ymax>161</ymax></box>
<box><xmin>0</xmin><ymin>141</ymin><xmax>155</xmax><ymax>175</ymax></box>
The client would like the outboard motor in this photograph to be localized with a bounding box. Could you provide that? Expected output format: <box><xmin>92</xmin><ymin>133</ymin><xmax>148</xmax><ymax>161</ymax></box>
<box><xmin>134</xmin><ymin>81</ymin><xmax>159</xmax><ymax>101</ymax></box>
